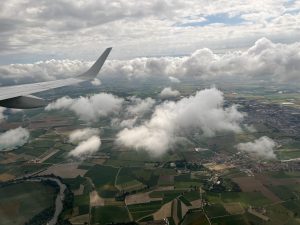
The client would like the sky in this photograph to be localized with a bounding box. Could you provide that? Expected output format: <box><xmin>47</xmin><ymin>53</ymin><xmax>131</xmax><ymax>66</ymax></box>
<box><xmin>1</xmin><ymin>0</ymin><xmax>300</xmax><ymax>64</ymax></box>
<box><xmin>0</xmin><ymin>1</ymin><xmax>293</xmax><ymax>159</ymax></box>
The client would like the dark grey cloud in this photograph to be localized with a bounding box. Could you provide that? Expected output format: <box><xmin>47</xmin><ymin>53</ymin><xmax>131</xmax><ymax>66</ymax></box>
<box><xmin>0</xmin><ymin>1</ymin><xmax>299</xmax><ymax>61</ymax></box>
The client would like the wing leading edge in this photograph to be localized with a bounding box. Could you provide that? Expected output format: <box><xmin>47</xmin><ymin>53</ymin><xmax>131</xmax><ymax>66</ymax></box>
<box><xmin>0</xmin><ymin>47</ymin><xmax>112</xmax><ymax>109</ymax></box>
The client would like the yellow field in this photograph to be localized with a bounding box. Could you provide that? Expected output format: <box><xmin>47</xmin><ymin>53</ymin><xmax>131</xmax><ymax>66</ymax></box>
<box><xmin>0</xmin><ymin>173</ymin><xmax>15</xmax><ymax>181</ymax></box>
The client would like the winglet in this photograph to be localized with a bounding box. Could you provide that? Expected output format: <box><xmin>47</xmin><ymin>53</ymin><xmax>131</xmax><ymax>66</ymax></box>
<box><xmin>78</xmin><ymin>47</ymin><xmax>112</xmax><ymax>80</ymax></box>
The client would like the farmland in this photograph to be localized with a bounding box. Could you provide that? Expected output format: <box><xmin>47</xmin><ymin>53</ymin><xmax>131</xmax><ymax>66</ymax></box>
<box><xmin>0</xmin><ymin>182</ymin><xmax>57</xmax><ymax>225</ymax></box>
<box><xmin>0</xmin><ymin>79</ymin><xmax>300</xmax><ymax>225</ymax></box>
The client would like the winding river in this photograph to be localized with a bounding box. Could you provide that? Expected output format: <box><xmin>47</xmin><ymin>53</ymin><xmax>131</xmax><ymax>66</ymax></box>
<box><xmin>28</xmin><ymin>177</ymin><xmax>66</xmax><ymax>225</ymax></box>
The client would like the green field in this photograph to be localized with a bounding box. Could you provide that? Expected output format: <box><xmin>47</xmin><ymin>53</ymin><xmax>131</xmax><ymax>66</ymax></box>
<box><xmin>115</xmin><ymin>167</ymin><xmax>159</xmax><ymax>189</ymax></box>
<box><xmin>0</xmin><ymin>181</ymin><xmax>57</xmax><ymax>225</ymax></box>
<box><xmin>128</xmin><ymin>201</ymin><xmax>162</xmax><ymax>220</ymax></box>
<box><xmin>210</xmin><ymin>214</ymin><xmax>249</xmax><ymax>225</ymax></box>
<box><xmin>183</xmin><ymin>190</ymin><xmax>200</xmax><ymax>202</ymax></box>
<box><xmin>179</xmin><ymin>196</ymin><xmax>192</xmax><ymax>206</ymax></box>
<box><xmin>9</xmin><ymin>163</ymin><xmax>48</xmax><ymax>177</ymax></box>
<box><xmin>205</xmin><ymin>203</ymin><xmax>229</xmax><ymax>218</ymax></box>
<box><xmin>276</xmin><ymin>149</ymin><xmax>300</xmax><ymax>160</ymax></box>
<box><xmin>63</xmin><ymin>176</ymin><xmax>86</xmax><ymax>190</ymax></box>
<box><xmin>206</xmin><ymin>192</ymin><xmax>272</xmax><ymax>207</ymax></box>
<box><xmin>181</xmin><ymin>211</ymin><xmax>210</xmax><ymax>225</ymax></box>
<box><xmin>91</xmin><ymin>206</ymin><xmax>130</xmax><ymax>224</ymax></box>
<box><xmin>150</xmin><ymin>190</ymin><xmax>185</xmax><ymax>204</ymax></box>
<box><xmin>174</xmin><ymin>174</ymin><xmax>202</xmax><ymax>189</ymax></box>
<box><xmin>74</xmin><ymin>193</ymin><xmax>90</xmax><ymax>215</ymax></box>
<box><xmin>96</xmin><ymin>185</ymin><xmax>119</xmax><ymax>198</ymax></box>
<box><xmin>85</xmin><ymin>165</ymin><xmax>118</xmax><ymax>187</ymax></box>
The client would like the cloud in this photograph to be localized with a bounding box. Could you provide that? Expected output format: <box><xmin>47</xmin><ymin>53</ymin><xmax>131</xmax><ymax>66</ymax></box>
<box><xmin>0</xmin><ymin>59</ymin><xmax>89</xmax><ymax>85</ymax></box>
<box><xmin>236</xmin><ymin>136</ymin><xmax>277</xmax><ymax>159</ymax></box>
<box><xmin>169</xmin><ymin>76</ymin><xmax>181</xmax><ymax>83</ymax></box>
<box><xmin>111</xmin><ymin>97</ymin><xmax>155</xmax><ymax>129</ymax></box>
<box><xmin>69</xmin><ymin>128</ymin><xmax>100</xmax><ymax>143</ymax></box>
<box><xmin>116</xmin><ymin>87</ymin><xmax>244</xmax><ymax>156</ymax></box>
<box><xmin>69</xmin><ymin>136</ymin><xmax>101</xmax><ymax>158</ymax></box>
<box><xmin>1</xmin><ymin>38</ymin><xmax>300</xmax><ymax>84</ymax></box>
<box><xmin>0</xmin><ymin>1</ymin><xmax>299</xmax><ymax>61</ymax></box>
<box><xmin>46</xmin><ymin>93</ymin><xmax>124</xmax><ymax>121</ymax></box>
<box><xmin>103</xmin><ymin>38</ymin><xmax>300</xmax><ymax>83</ymax></box>
<box><xmin>119</xmin><ymin>117</ymin><xmax>138</xmax><ymax>128</ymax></box>
<box><xmin>0</xmin><ymin>127</ymin><xmax>30</xmax><ymax>151</ymax></box>
<box><xmin>126</xmin><ymin>97</ymin><xmax>155</xmax><ymax>116</ymax></box>
<box><xmin>159</xmin><ymin>87</ymin><xmax>180</xmax><ymax>98</ymax></box>
<box><xmin>91</xmin><ymin>78</ymin><xmax>101</xmax><ymax>86</ymax></box>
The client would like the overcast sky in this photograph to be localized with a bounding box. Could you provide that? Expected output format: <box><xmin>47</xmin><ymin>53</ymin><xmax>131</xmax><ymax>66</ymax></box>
<box><xmin>1</xmin><ymin>0</ymin><xmax>300</xmax><ymax>64</ymax></box>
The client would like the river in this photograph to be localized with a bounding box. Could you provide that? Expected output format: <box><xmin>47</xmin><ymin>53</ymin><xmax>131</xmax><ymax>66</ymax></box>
<box><xmin>28</xmin><ymin>177</ymin><xmax>66</xmax><ymax>225</ymax></box>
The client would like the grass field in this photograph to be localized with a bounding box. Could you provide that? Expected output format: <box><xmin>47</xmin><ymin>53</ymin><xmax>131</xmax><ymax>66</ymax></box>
<box><xmin>183</xmin><ymin>190</ymin><xmax>200</xmax><ymax>202</ymax></box>
<box><xmin>128</xmin><ymin>201</ymin><xmax>162</xmax><ymax>221</ymax></box>
<box><xmin>174</xmin><ymin>174</ymin><xmax>202</xmax><ymax>189</ymax></box>
<box><xmin>268</xmin><ymin>185</ymin><xmax>296</xmax><ymax>200</ymax></box>
<box><xmin>268</xmin><ymin>171</ymin><xmax>300</xmax><ymax>179</ymax></box>
<box><xmin>210</xmin><ymin>214</ymin><xmax>249</xmax><ymax>225</ymax></box>
<box><xmin>181</xmin><ymin>211</ymin><xmax>210</xmax><ymax>225</ymax></box>
<box><xmin>9</xmin><ymin>163</ymin><xmax>48</xmax><ymax>177</ymax></box>
<box><xmin>205</xmin><ymin>203</ymin><xmax>229</xmax><ymax>218</ymax></box>
<box><xmin>44</xmin><ymin>150</ymin><xmax>68</xmax><ymax>164</ymax></box>
<box><xmin>63</xmin><ymin>176</ymin><xmax>86</xmax><ymax>190</ymax></box>
<box><xmin>91</xmin><ymin>206</ymin><xmax>130</xmax><ymax>224</ymax></box>
<box><xmin>74</xmin><ymin>193</ymin><xmax>90</xmax><ymax>215</ymax></box>
<box><xmin>276</xmin><ymin>149</ymin><xmax>300</xmax><ymax>160</ymax></box>
<box><xmin>179</xmin><ymin>196</ymin><xmax>192</xmax><ymax>206</ymax></box>
<box><xmin>206</xmin><ymin>192</ymin><xmax>272</xmax><ymax>207</ymax></box>
<box><xmin>85</xmin><ymin>165</ymin><xmax>118</xmax><ymax>187</ymax></box>
<box><xmin>117</xmin><ymin>179</ymin><xmax>146</xmax><ymax>192</ymax></box>
<box><xmin>96</xmin><ymin>185</ymin><xmax>119</xmax><ymax>198</ymax></box>
<box><xmin>115</xmin><ymin>167</ymin><xmax>160</xmax><ymax>189</ymax></box>
<box><xmin>150</xmin><ymin>190</ymin><xmax>185</xmax><ymax>204</ymax></box>
<box><xmin>0</xmin><ymin>181</ymin><xmax>56</xmax><ymax>225</ymax></box>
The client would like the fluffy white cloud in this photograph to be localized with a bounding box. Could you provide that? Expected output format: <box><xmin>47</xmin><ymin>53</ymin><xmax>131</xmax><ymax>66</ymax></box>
<box><xmin>2</xmin><ymin>38</ymin><xmax>299</xmax><ymax>84</ymax></box>
<box><xmin>104</xmin><ymin>38</ymin><xmax>300</xmax><ymax>82</ymax></box>
<box><xmin>45</xmin><ymin>93</ymin><xmax>124</xmax><ymax>121</ymax></box>
<box><xmin>159</xmin><ymin>87</ymin><xmax>180</xmax><ymax>98</ymax></box>
<box><xmin>169</xmin><ymin>76</ymin><xmax>181</xmax><ymax>83</ymax></box>
<box><xmin>117</xmin><ymin>87</ymin><xmax>244</xmax><ymax>155</ymax></box>
<box><xmin>126</xmin><ymin>97</ymin><xmax>155</xmax><ymax>116</ymax></box>
<box><xmin>69</xmin><ymin>128</ymin><xmax>100</xmax><ymax>143</ymax></box>
<box><xmin>236</xmin><ymin>136</ymin><xmax>277</xmax><ymax>159</ymax></box>
<box><xmin>111</xmin><ymin>97</ymin><xmax>155</xmax><ymax>128</ymax></box>
<box><xmin>0</xmin><ymin>127</ymin><xmax>30</xmax><ymax>151</ymax></box>
<box><xmin>69</xmin><ymin>136</ymin><xmax>101</xmax><ymax>158</ymax></box>
<box><xmin>91</xmin><ymin>78</ymin><xmax>101</xmax><ymax>86</ymax></box>
<box><xmin>0</xmin><ymin>59</ymin><xmax>89</xmax><ymax>85</ymax></box>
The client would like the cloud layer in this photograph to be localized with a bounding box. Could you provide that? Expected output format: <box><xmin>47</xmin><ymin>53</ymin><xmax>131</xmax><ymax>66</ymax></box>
<box><xmin>1</xmin><ymin>38</ymin><xmax>300</xmax><ymax>85</ymax></box>
<box><xmin>236</xmin><ymin>136</ymin><xmax>277</xmax><ymax>159</ymax></box>
<box><xmin>46</xmin><ymin>93</ymin><xmax>123</xmax><ymax>121</ymax></box>
<box><xmin>0</xmin><ymin>1</ymin><xmax>299</xmax><ymax>62</ymax></box>
<box><xmin>103</xmin><ymin>38</ymin><xmax>300</xmax><ymax>82</ymax></box>
<box><xmin>0</xmin><ymin>127</ymin><xmax>30</xmax><ymax>151</ymax></box>
<box><xmin>116</xmin><ymin>87</ymin><xmax>244</xmax><ymax>155</ymax></box>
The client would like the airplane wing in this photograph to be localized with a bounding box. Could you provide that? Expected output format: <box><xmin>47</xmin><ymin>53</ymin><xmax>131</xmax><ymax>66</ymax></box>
<box><xmin>0</xmin><ymin>47</ymin><xmax>112</xmax><ymax>109</ymax></box>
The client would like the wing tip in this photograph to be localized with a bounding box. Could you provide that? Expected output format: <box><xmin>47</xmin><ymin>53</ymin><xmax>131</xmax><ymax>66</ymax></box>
<box><xmin>79</xmin><ymin>47</ymin><xmax>112</xmax><ymax>80</ymax></box>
